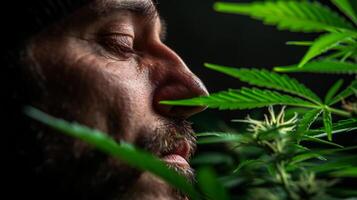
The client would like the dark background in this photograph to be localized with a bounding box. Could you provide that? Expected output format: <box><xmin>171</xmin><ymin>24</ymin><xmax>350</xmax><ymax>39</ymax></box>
<box><xmin>157</xmin><ymin>0</ymin><xmax>352</xmax><ymax>127</ymax></box>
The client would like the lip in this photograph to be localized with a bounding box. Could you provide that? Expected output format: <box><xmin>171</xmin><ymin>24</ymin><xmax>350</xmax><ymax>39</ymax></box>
<box><xmin>161</xmin><ymin>139</ymin><xmax>191</xmax><ymax>168</ymax></box>
<box><xmin>161</xmin><ymin>154</ymin><xmax>190</xmax><ymax>168</ymax></box>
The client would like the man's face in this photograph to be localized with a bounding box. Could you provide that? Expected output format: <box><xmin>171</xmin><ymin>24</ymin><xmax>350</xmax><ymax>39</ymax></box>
<box><xmin>26</xmin><ymin>0</ymin><xmax>208</xmax><ymax>199</ymax></box>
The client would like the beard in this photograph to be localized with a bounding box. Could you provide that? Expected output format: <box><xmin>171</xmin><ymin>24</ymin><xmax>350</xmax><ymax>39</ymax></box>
<box><xmin>136</xmin><ymin>119</ymin><xmax>197</xmax><ymax>181</ymax></box>
<box><xmin>28</xmin><ymin>118</ymin><xmax>196</xmax><ymax>200</ymax></box>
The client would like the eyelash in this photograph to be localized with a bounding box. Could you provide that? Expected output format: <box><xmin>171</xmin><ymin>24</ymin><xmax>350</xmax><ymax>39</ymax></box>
<box><xmin>98</xmin><ymin>34</ymin><xmax>136</xmax><ymax>59</ymax></box>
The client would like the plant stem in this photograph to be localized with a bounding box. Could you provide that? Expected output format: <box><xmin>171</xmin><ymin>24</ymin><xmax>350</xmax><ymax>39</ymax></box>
<box><xmin>276</xmin><ymin>162</ymin><xmax>297</xmax><ymax>200</ymax></box>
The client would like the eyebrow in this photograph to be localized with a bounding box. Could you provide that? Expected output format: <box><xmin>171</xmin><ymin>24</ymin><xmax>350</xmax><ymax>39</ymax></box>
<box><xmin>94</xmin><ymin>0</ymin><xmax>167</xmax><ymax>40</ymax></box>
<box><xmin>94</xmin><ymin>0</ymin><xmax>157</xmax><ymax>17</ymax></box>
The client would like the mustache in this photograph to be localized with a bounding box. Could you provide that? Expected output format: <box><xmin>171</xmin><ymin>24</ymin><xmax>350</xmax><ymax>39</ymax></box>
<box><xmin>137</xmin><ymin>119</ymin><xmax>197</xmax><ymax>159</ymax></box>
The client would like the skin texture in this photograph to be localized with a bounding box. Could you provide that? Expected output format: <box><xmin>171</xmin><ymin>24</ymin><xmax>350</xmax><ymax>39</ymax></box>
<box><xmin>23</xmin><ymin>0</ymin><xmax>208</xmax><ymax>199</ymax></box>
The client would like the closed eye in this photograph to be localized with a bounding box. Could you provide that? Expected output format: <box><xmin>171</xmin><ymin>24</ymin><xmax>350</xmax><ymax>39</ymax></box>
<box><xmin>98</xmin><ymin>34</ymin><xmax>136</xmax><ymax>58</ymax></box>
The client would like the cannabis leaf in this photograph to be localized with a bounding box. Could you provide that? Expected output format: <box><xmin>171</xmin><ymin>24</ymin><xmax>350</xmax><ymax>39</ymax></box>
<box><xmin>286</xmin><ymin>41</ymin><xmax>313</xmax><ymax>46</ymax></box>
<box><xmin>296</xmin><ymin>109</ymin><xmax>322</xmax><ymax>136</ymax></box>
<box><xmin>274</xmin><ymin>60</ymin><xmax>357</xmax><ymax>74</ymax></box>
<box><xmin>323</xmin><ymin>108</ymin><xmax>333</xmax><ymax>141</ymax></box>
<box><xmin>305</xmin><ymin>118</ymin><xmax>357</xmax><ymax>140</ymax></box>
<box><xmin>299</xmin><ymin>32</ymin><xmax>356</xmax><ymax>67</ymax></box>
<box><xmin>329</xmin><ymin>79</ymin><xmax>357</xmax><ymax>105</ymax></box>
<box><xmin>214</xmin><ymin>1</ymin><xmax>355</xmax><ymax>33</ymax></box>
<box><xmin>326</xmin><ymin>44</ymin><xmax>357</xmax><ymax>61</ymax></box>
<box><xmin>161</xmin><ymin>88</ymin><xmax>316</xmax><ymax>110</ymax></box>
<box><xmin>325</xmin><ymin>79</ymin><xmax>344</xmax><ymax>104</ymax></box>
<box><xmin>233</xmin><ymin>159</ymin><xmax>265</xmax><ymax>173</ymax></box>
<box><xmin>302</xmin><ymin>135</ymin><xmax>344</xmax><ymax>148</ymax></box>
<box><xmin>196</xmin><ymin>132</ymin><xmax>250</xmax><ymax>144</ymax></box>
<box><xmin>331</xmin><ymin>0</ymin><xmax>357</xmax><ymax>25</ymax></box>
<box><xmin>205</xmin><ymin>63</ymin><xmax>321</xmax><ymax>103</ymax></box>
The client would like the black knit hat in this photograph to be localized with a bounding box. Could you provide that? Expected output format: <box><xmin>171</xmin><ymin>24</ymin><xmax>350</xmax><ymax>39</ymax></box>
<box><xmin>1</xmin><ymin>0</ymin><xmax>92</xmax><ymax>124</ymax></box>
<box><xmin>2</xmin><ymin>0</ymin><xmax>90</xmax><ymax>58</ymax></box>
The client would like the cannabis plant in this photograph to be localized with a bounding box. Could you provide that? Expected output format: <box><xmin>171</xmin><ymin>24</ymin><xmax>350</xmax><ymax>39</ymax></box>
<box><xmin>26</xmin><ymin>0</ymin><xmax>357</xmax><ymax>200</ymax></box>
<box><xmin>160</xmin><ymin>0</ymin><xmax>357</xmax><ymax>199</ymax></box>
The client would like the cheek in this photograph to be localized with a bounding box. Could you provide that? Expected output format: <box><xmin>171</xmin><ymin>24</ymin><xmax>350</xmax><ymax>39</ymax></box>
<box><xmin>31</xmin><ymin>37</ymin><xmax>154</xmax><ymax>136</ymax></box>
<box><xmin>65</xmin><ymin>52</ymin><xmax>155</xmax><ymax>142</ymax></box>
<box><xmin>103</xmin><ymin>61</ymin><xmax>155</xmax><ymax>141</ymax></box>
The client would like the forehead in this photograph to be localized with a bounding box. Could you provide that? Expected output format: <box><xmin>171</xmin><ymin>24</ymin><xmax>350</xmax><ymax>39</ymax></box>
<box><xmin>91</xmin><ymin>0</ymin><xmax>158</xmax><ymax>19</ymax></box>
<box><xmin>85</xmin><ymin>0</ymin><xmax>165</xmax><ymax>38</ymax></box>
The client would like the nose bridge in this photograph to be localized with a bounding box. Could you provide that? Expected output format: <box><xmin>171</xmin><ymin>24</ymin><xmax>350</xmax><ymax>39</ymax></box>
<box><xmin>151</xmin><ymin>43</ymin><xmax>206</xmax><ymax>89</ymax></box>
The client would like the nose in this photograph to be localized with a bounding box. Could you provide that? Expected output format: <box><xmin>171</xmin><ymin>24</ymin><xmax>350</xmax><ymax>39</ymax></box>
<box><xmin>151</xmin><ymin>46</ymin><xmax>209</xmax><ymax>119</ymax></box>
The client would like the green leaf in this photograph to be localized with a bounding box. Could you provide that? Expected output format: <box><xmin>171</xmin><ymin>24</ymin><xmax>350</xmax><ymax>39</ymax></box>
<box><xmin>204</xmin><ymin>63</ymin><xmax>321</xmax><ymax>103</ymax></box>
<box><xmin>317</xmin><ymin>145</ymin><xmax>357</xmax><ymax>154</ymax></box>
<box><xmin>305</xmin><ymin>118</ymin><xmax>357</xmax><ymax>140</ymax></box>
<box><xmin>324</xmin><ymin>46</ymin><xmax>357</xmax><ymax>60</ymax></box>
<box><xmin>196</xmin><ymin>132</ymin><xmax>251</xmax><ymax>145</ymax></box>
<box><xmin>331</xmin><ymin>0</ymin><xmax>357</xmax><ymax>25</ymax></box>
<box><xmin>330</xmin><ymin>118</ymin><xmax>357</xmax><ymax>130</ymax></box>
<box><xmin>274</xmin><ymin>60</ymin><xmax>357</xmax><ymax>74</ymax></box>
<box><xmin>25</xmin><ymin>107</ymin><xmax>200</xmax><ymax>200</ymax></box>
<box><xmin>330</xmin><ymin>167</ymin><xmax>357</xmax><ymax>177</ymax></box>
<box><xmin>233</xmin><ymin>159</ymin><xmax>266</xmax><ymax>173</ymax></box>
<box><xmin>323</xmin><ymin>108</ymin><xmax>333</xmax><ymax>141</ymax></box>
<box><xmin>290</xmin><ymin>152</ymin><xmax>327</xmax><ymax>165</ymax></box>
<box><xmin>218</xmin><ymin>175</ymin><xmax>245</xmax><ymax>188</ymax></box>
<box><xmin>213</xmin><ymin>1</ymin><xmax>355</xmax><ymax>32</ymax></box>
<box><xmin>325</xmin><ymin>79</ymin><xmax>344</xmax><ymax>104</ymax></box>
<box><xmin>296</xmin><ymin>109</ymin><xmax>322</xmax><ymax>137</ymax></box>
<box><xmin>299</xmin><ymin>32</ymin><xmax>355</xmax><ymax>67</ymax></box>
<box><xmin>197</xmin><ymin>167</ymin><xmax>230</xmax><ymax>200</ymax></box>
<box><xmin>301</xmin><ymin>135</ymin><xmax>344</xmax><ymax>148</ymax></box>
<box><xmin>329</xmin><ymin>79</ymin><xmax>357</xmax><ymax>105</ymax></box>
<box><xmin>286</xmin><ymin>41</ymin><xmax>313</xmax><ymax>46</ymax></box>
<box><xmin>161</xmin><ymin>88</ymin><xmax>316</xmax><ymax>110</ymax></box>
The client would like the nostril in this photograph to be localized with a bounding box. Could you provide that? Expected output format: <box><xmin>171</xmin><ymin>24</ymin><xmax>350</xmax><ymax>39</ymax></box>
<box><xmin>154</xmin><ymin>82</ymin><xmax>208</xmax><ymax>119</ymax></box>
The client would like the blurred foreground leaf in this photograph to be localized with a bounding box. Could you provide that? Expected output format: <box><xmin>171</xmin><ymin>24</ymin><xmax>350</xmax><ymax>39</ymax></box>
<box><xmin>25</xmin><ymin>107</ymin><xmax>200</xmax><ymax>200</ymax></box>
<box><xmin>197</xmin><ymin>168</ymin><xmax>230</xmax><ymax>200</ymax></box>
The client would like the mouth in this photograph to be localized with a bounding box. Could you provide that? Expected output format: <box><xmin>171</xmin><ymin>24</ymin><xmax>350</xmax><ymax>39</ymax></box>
<box><xmin>160</xmin><ymin>139</ymin><xmax>191</xmax><ymax>169</ymax></box>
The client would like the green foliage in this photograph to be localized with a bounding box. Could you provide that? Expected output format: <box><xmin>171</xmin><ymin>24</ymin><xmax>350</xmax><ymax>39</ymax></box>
<box><xmin>325</xmin><ymin>79</ymin><xmax>344</xmax><ymax>104</ymax></box>
<box><xmin>275</xmin><ymin>60</ymin><xmax>357</xmax><ymax>74</ymax></box>
<box><xmin>195</xmin><ymin>107</ymin><xmax>357</xmax><ymax>199</ymax></box>
<box><xmin>296</xmin><ymin>108</ymin><xmax>322</xmax><ymax>135</ymax></box>
<box><xmin>197</xmin><ymin>168</ymin><xmax>230</xmax><ymax>200</ymax></box>
<box><xmin>162</xmin><ymin>66</ymin><xmax>352</xmax><ymax>137</ymax></box>
<box><xmin>322</xmin><ymin>108</ymin><xmax>333</xmax><ymax>140</ymax></box>
<box><xmin>329</xmin><ymin>79</ymin><xmax>357</xmax><ymax>105</ymax></box>
<box><xmin>331</xmin><ymin>0</ymin><xmax>357</xmax><ymax>25</ymax></box>
<box><xmin>213</xmin><ymin>0</ymin><xmax>357</xmax><ymax>73</ymax></box>
<box><xmin>233</xmin><ymin>159</ymin><xmax>266</xmax><ymax>173</ymax></box>
<box><xmin>298</xmin><ymin>32</ymin><xmax>357</xmax><ymax>67</ymax></box>
<box><xmin>163</xmin><ymin>0</ymin><xmax>357</xmax><ymax>199</ymax></box>
<box><xmin>161</xmin><ymin>87</ymin><xmax>317</xmax><ymax>110</ymax></box>
<box><xmin>213</xmin><ymin>1</ymin><xmax>355</xmax><ymax>32</ymax></box>
<box><xmin>162</xmin><ymin>0</ymin><xmax>357</xmax><ymax>142</ymax></box>
<box><xmin>204</xmin><ymin>63</ymin><xmax>321</xmax><ymax>103</ymax></box>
